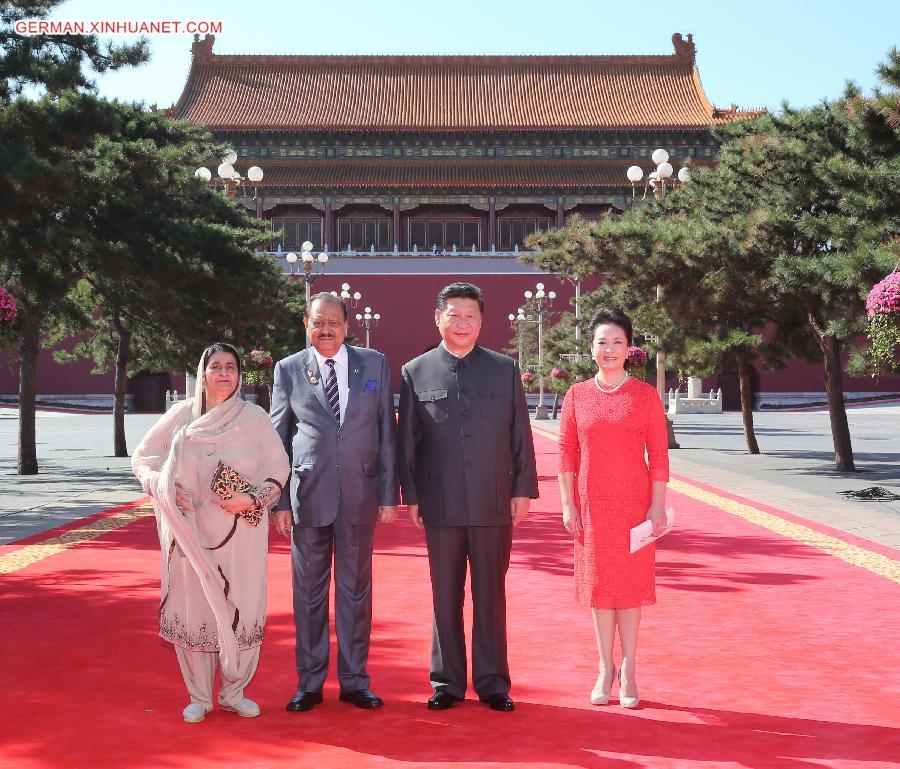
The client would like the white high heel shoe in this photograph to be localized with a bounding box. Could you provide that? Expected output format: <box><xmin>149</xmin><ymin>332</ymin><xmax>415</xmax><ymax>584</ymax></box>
<box><xmin>590</xmin><ymin>667</ymin><xmax>615</xmax><ymax>706</ymax></box>
<box><xmin>618</xmin><ymin>670</ymin><xmax>640</xmax><ymax>709</ymax></box>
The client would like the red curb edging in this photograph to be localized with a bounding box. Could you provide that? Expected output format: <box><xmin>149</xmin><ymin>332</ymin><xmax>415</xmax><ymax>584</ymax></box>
<box><xmin>0</xmin><ymin>496</ymin><xmax>151</xmax><ymax>553</ymax></box>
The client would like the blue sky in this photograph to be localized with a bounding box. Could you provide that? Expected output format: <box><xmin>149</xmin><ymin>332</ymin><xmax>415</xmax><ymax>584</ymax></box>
<box><xmin>42</xmin><ymin>0</ymin><xmax>900</xmax><ymax>111</ymax></box>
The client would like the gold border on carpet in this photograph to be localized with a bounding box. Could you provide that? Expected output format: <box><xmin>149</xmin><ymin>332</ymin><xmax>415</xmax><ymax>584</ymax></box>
<box><xmin>0</xmin><ymin>504</ymin><xmax>153</xmax><ymax>575</ymax></box>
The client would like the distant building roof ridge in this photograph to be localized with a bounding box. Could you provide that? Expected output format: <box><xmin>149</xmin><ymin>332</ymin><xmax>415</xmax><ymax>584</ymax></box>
<box><xmin>188</xmin><ymin>31</ymin><xmax>698</xmax><ymax>66</ymax></box>
<box><xmin>172</xmin><ymin>32</ymin><xmax>763</xmax><ymax>132</ymax></box>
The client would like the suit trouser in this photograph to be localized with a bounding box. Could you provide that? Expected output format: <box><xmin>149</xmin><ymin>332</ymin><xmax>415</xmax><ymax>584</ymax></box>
<box><xmin>291</xmin><ymin>506</ymin><xmax>375</xmax><ymax>693</ymax></box>
<box><xmin>175</xmin><ymin>645</ymin><xmax>260</xmax><ymax>709</ymax></box>
<box><xmin>425</xmin><ymin>523</ymin><xmax>512</xmax><ymax>699</ymax></box>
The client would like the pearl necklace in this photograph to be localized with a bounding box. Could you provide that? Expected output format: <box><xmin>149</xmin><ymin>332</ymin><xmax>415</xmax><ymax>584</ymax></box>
<box><xmin>594</xmin><ymin>371</ymin><xmax>629</xmax><ymax>394</ymax></box>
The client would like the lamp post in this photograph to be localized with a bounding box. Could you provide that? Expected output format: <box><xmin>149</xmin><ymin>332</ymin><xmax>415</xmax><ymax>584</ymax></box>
<box><xmin>625</xmin><ymin>148</ymin><xmax>688</xmax><ymax>449</ymax></box>
<box><xmin>566</xmin><ymin>275</ymin><xmax>583</xmax><ymax>362</ymax></box>
<box><xmin>355</xmin><ymin>307</ymin><xmax>381</xmax><ymax>348</ymax></box>
<box><xmin>331</xmin><ymin>282</ymin><xmax>362</xmax><ymax>309</ymax></box>
<box><xmin>508</xmin><ymin>306</ymin><xmax>533</xmax><ymax>370</ymax></box>
<box><xmin>524</xmin><ymin>282</ymin><xmax>556</xmax><ymax>420</ymax></box>
<box><xmin>195</xmin><ymin>151</ymin><xmax>264</xmax><ymax>202</ymax></box>
<box><xmin>285</xmin><ymin>240</ymin><xmax>329</xmax><ymax>348</ymax></box>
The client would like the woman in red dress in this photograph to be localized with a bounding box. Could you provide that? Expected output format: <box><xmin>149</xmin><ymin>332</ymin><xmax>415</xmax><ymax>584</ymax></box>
<box><xmin>558</xmin><ymin>307</ymin><xmax>669</xmax><ymax>708</ymax></box>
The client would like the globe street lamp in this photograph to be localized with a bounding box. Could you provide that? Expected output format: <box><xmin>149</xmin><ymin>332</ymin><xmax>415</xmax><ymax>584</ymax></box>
<box><xmin>331</xmin><ymin>282</ymin><xmax>362</xmax><ymax>309</ymax></box>
<box><xmin>195</xmin><ymin>151</ymin><xmax>264</xmax><ymax>201</ymax></box>
<box><xmin>523</xmin><ymin>283</ymin><xmax>556</xmax><ymax>420</ymax></box>
<box><xmin>285</xmin><ymin>240</ymin><xmax>329</xmax><ymax>348</ymax></box>
<box><xmin>355</xmin><ymin>307</ymin><xmax>381</xmax><ymax>348</ymax></box>
<box><xmin>625</xmin><ymin>148</ymin><xmax>688</xmax><ymax>449</ymax></box>
<box><xmin>508</xmin><ymin>306</ymin><xmax>534</xmax><ymax>371</ymax></box>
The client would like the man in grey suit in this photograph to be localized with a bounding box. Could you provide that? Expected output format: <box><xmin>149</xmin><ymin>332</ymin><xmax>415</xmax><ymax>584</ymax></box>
<box><xmin>398</xmin><ymin>282</ymin><xmax>538</xmax><ymax>713</ymax></box>
<box><xmin>271</xmin><ymin>292</ymin><xmax>399</xmax><ymax>712</ymax></box>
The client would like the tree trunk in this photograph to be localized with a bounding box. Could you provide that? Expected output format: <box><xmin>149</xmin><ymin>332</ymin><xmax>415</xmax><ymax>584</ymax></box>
<box><xmin>551</xmin><ymin>392</ymin><xmax>560</xmax><ymax>419</ymax></box>
<box><xmin>255</xmin><ymin>384</ymin><xmax>271</xmax><ymax>413</ymax></box>
<box><xmin>738</xmin><ymin>360</ymin><xmax>760</xmax><ymax>454</ymax></box>
<box><xmin>112</xmin><ymin>315</ymin><xmax>131</xmax><ymax>458</ymax></box>
<box><xmin>17</xmin><ymin>307</ymin><xmax>40</xmax><ymax>475</ymax></box>
<box><xmin>806</xmin><ymin>305</ymin><xmax>855</xmax><ymax>472</ymax></box>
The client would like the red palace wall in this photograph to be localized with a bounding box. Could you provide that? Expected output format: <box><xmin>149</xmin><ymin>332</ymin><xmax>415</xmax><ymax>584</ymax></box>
<box><xmin>0</xmin><ymin>348</ymin><xmax>115</xmax><ymax>396</ymax></box>
<box><xmin>3</xmin><ymin>271</ymin><xmax>899</xmax><ymax>407</ymax></box>
<box><xmin>306</xmin><ymin>272</ymin><xmax>587</xmax><ymax>385</ymax></box>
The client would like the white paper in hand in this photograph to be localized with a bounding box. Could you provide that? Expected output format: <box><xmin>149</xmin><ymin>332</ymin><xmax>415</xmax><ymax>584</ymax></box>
<box><xmin>629</xmin><ymin>507</ymin><xmax>675</xmax><ymax>554</ymax></box>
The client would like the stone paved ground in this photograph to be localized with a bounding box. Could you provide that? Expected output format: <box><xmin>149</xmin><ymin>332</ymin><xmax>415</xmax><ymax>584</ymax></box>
<box><xmin>2</xmin><ymin>403</ymin><xmax>899</xmax><ymax>549</ymax></box>
<box><xmin>533</xmin><ymin>403</ymin><xmax>900</xmax><ymax>550</ymax></box>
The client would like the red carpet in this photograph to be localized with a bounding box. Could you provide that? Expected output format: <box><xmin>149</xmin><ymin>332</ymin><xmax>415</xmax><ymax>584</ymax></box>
<box><xmin>2</xmin><ymin>431</ymin><xmax>900</xmax><ymax>768</ymax></box>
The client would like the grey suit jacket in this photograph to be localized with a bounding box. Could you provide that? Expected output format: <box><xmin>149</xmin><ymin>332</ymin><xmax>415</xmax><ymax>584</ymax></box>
<box><xmin>397</xmin><ymin>344</ymin><xmax>538</xmax><ymax>527</ymax></box>
<box><xmin>270</xmin><ymin>344</ymin><xmax>399</xmax><ymax>527</ymax></box>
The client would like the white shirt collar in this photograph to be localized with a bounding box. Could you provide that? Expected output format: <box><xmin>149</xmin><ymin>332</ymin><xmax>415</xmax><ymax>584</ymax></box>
<box><xmin>312</xmin><ymin>343</ymin><xmax>348</xmax><ymax>370</ymax></box>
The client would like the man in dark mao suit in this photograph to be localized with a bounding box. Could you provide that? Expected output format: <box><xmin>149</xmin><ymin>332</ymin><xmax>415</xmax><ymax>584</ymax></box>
<box><xmin>398</xmin><ymin>282</ymin><xmax>538</xmax><ymax>712</ymax></box>
<box><xmin>271</xmin><ymin>292</ymin><xmax>398</xmax><ymax>712</ymax></box>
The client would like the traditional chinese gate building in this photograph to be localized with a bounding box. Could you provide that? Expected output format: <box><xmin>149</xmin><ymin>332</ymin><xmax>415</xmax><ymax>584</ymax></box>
<box><xmin>165</xmin><ymin>33</ymin><xmax>762</xmax><ymax>393</ymax></box>
<box><xmin>4</xmin><ymin>33</ymin><xmax>898</xmax><ymax>409</ymax></box>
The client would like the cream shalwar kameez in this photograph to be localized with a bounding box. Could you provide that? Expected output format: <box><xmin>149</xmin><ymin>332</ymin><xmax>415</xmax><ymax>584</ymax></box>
<box><xmin>132</xmin><ymin>378</ymin><xmax>289</xmax><ymax>712</ymax></box>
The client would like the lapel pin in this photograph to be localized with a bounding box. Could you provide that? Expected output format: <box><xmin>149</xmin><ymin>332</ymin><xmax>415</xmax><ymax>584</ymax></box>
<box><xmin>353</xmin><ymin>368</ymin><xmax>360</xmax><ymax>374</ymax></box>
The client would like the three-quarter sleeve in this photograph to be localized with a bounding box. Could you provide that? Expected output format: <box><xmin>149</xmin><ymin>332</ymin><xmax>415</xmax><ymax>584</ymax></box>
<box><xmin>558</xmin><ymin>384</ymin><xmax>581</xmax><ymax>474</ymax></box>
<box><xmin>645</xmin><ymin>388</ymin><xmax>670</xmax><ymax>483</ymax></box>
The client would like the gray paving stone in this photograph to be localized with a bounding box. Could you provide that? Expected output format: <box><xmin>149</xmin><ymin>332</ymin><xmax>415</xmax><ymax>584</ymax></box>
<box><xmin>533</xmin><ymin>405</ymin><xmax>900</xmax><ymax>552</ymax></box>
<box><xmin>2</xmin><ymin>405</ymin><xmax>898</xmax><ymax>553</ymax></box>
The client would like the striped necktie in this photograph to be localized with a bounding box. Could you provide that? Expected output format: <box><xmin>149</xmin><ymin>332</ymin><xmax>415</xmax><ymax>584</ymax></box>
<box><xmin>324</xmin><ymin>359</ymin><xmax>340</xmax><ymax>422</ymax></box>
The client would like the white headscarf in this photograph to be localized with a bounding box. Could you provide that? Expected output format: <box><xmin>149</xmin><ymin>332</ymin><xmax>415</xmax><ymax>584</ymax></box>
<box><xmin>155</xmin><ymin>348</ymin><xmax>246</xmax><ymax>678</ymax></box>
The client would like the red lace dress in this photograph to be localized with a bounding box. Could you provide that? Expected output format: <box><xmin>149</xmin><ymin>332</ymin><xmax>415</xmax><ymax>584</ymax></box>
<box><xmin>558</xmin><ymin>376</ymin><xmax>669</xmax><ymax>609</ymax></box>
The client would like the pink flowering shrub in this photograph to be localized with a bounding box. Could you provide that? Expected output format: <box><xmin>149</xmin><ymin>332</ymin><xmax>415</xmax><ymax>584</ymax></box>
<box><xmin>243</xmin><ymin>348</ymin><xmax>275</xmax><ymax>388</ymax></box>
<box><xmin>866</xmin><ymin>273</ymin><xmax>900</xmax><ymax>317</ymax></box>
<box><xmin>0</xmin><ymin>287</ymin><xmax>16</xmax><ymax>323</ymax></box>
<box><xmin>626</xmin><ymin>345</ymin><xmax>648</xmax><ymax>367</ymax></box>
<box><xmin>248</xmin><ymin>348</ymin><xmax>274</xmax><ymax>368</ymax></box>
<box><xmin>866</xmin><ymin>273</ymin><xmax>900</xmax><ymax>372</ymax></box>
<box><xmin>550</xmin><ymin>367</ymin><xmax>569</xmax><ymax>379</ymax></box>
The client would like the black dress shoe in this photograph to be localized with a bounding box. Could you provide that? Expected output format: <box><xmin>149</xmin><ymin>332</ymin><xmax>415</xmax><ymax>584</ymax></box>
<box><xmin>479</xmin><ymin>693</ymin><xmax>515</xmax><ymax>712</ymax></box>
<box><xmin>427</xmin><ymin>690</ymin><xmax>462</xmax><ymax>710</ymax></box>
<box><xmin>286</xmin><ymin>691</ymin><xmax>323</xmax><ymax>712</ymax></box>
<box><xmin>339</xmin><ymin>688</ymin><xmax>384</xmax><ymax>709</ymax></box>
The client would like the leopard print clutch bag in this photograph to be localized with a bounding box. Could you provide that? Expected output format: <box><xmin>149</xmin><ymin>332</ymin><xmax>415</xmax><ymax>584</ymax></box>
<box><xmin>210</xmin><ymin>461</ymin><xmax>263</xmax><ymax>527</ymax></box>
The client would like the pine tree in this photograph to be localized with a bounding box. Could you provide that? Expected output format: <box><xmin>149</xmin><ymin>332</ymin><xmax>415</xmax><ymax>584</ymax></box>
<box><xmin>0</xmin><ymin>2</ymin><xmax>147</xmax><ymax>473</ymax></box>
<box><xmin>38</xmin><ymin>104</ymin><xmax>290</xmax><ymax>456</ymax></box>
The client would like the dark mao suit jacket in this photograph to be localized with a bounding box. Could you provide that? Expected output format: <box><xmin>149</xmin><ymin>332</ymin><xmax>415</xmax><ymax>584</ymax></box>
<box><xmin>398</xmin><ymin>344</ymin><xmax>538</xmax><ymax>525</ymax></box>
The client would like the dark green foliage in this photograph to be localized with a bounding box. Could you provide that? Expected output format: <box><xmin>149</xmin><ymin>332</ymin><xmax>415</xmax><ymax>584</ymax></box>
<box><xmin>0</xmin><ymin>4</ymin><xmax>301</xmax><ymax>469</ymax></box>
<box><xmin>0</xmin><ymin>1</ymin><xmax>149</xmax><ymax>101</ymax></box>
<box><xmin>524</xmin><ymin>50</ymin><xmax>900</xmax><ymax>470</ymax></box>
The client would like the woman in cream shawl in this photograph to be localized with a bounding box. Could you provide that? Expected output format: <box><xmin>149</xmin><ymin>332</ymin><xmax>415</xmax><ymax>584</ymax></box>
<box><xmin>132</xmin><ymin>343</ymin><xmax>290</xmax><ymax>723</ymax></box>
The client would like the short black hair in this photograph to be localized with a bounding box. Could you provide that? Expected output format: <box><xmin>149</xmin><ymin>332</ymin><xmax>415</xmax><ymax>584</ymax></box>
<box><xmin>437</xmin><ymin>282</ymin><xmax>484</xmax><ymax>314</ymax></box>
<box><xmin>202</xmin><ymin>342</ymin><xmax>241</xmax><ymax>375</ymax></box>
<box><xmin>305</xmin><ymin>291</ymin><xmax>348</xmax><ymax>321</ymax></box>
<box><xmin>588</xmin><ymin>307</ymin><xmax>633</xmax><ymax>346</ymax></box>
